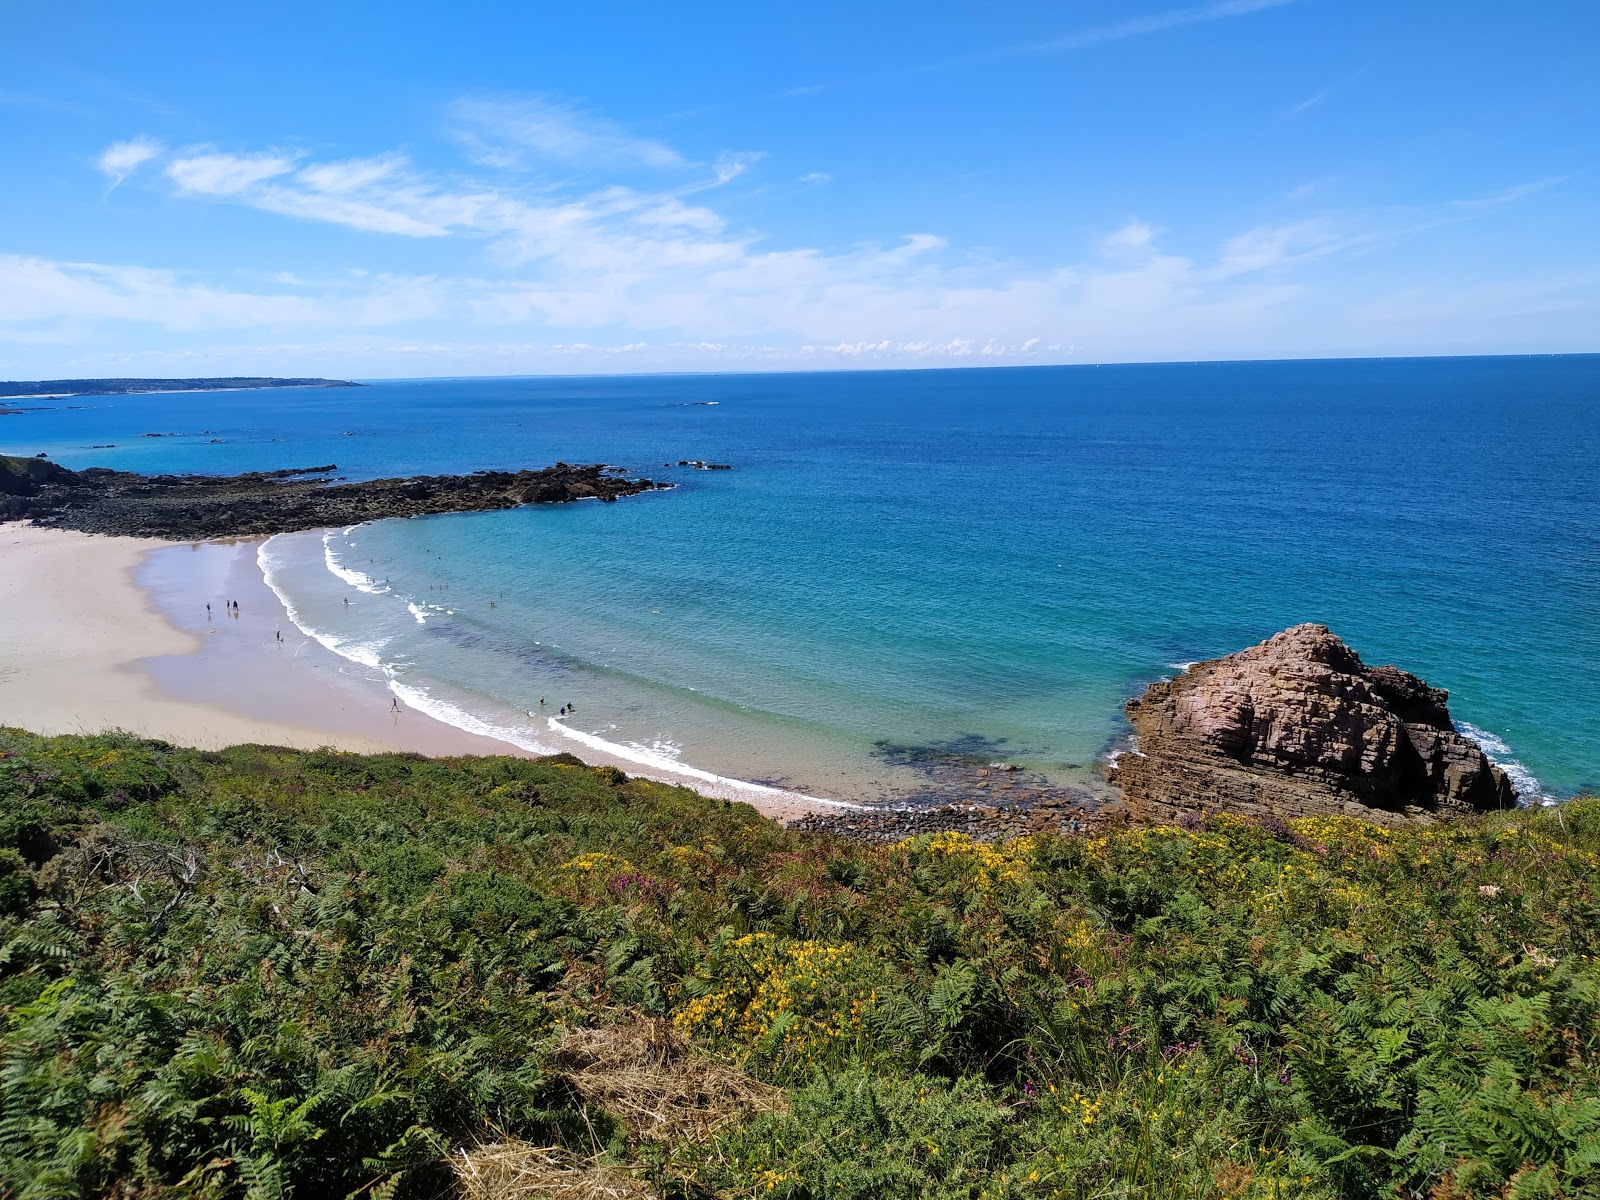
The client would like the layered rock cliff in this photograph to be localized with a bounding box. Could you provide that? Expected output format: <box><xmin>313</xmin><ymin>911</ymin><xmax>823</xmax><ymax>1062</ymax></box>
<box><xmin>1110</xmin><ymin>624</ymin><xmax>1516</xmax><ymax>827</ymax></box>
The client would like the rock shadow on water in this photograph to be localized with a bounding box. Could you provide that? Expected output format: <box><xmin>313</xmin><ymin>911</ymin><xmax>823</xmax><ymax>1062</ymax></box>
<box><xmin>784</xmin><ymin>734</ymin><xmax>1122</xmax><ymax>844</ymax></box>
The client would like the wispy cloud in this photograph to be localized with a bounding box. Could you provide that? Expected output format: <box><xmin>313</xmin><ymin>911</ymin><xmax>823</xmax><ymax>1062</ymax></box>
<box><xmin>740</xmin><ymin>1</ymin><xmax>1295</xmax><ymax>114</ymax></box>
<box><xmin>40</xmin><ymin>119</ymin><xmax>1579</xmax><ymax>373</ymax></box>
<box><xmin>1020</xmin><ymin>0</ymin><xmax>1294</xmax><ymax>54</ymax></box>
<box><xmin>1450</xmin><ymin>176</ymin><xmax>1568</xmax><ymax>211</ymax></box>
<box><xmin>0</xmin><ymin>88</ymin><xmax>98</xmax><ymax>117</ymax></box>
<box><xmin>449</xmin><ymin>95</ymin><xmax>687</xmax><ymax>170</ymax></box>
<box><xmin>166</xmin><ymin>149</ymin><xmax>301</xmax><ymax>195</ymax></box>
<box><xmin>96</xmin><ymin>136</ymin><xmax>164</xmax><ymax>188</ymax></box>
<box><xmin>1284</xmin><ymin>70</ymin><xmax>1364</xmax><ymax>119</ymax></box>
<box><xmin>1285</xmin><ymin>88</ymin><xmax>1331</xmax><ymax>117</ymax></box>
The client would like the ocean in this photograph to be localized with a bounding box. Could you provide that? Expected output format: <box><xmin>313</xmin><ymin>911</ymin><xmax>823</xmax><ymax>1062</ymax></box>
<box><xmin>12</xmin><ymin>357</ymin><xmax>1598</xmax><ymax>802</ymax></box>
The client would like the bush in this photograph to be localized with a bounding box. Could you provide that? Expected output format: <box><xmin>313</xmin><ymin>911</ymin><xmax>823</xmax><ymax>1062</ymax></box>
<box><xmin>0</xmin><ymin>727</ymin><xmax>1595</xmax><ymax>1199</ymax></box>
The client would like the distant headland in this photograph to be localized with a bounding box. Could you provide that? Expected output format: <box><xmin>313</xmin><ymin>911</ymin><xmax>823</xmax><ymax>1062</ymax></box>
<box><xmin>0</xmin><ymin>377</ymin><xmax>361</xmax><ymax>400</ymax></box>
<box><xmin>0</xmin><ymin>454</ymin><xmax>672</xmax><ymax>539</ymax></box>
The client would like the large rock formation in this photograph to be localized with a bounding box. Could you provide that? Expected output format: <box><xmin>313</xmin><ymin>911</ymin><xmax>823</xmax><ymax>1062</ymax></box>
<box><xmin>1110</xmin><ymin>624</ymin><xmax>1516</xmax><ymax>827</ymax></box>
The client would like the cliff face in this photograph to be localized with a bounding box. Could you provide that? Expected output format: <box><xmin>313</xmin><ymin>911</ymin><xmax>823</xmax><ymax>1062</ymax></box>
<box><xmin>1110</xmin><ymin>624</ymin><xmax>1516</xmax><ymax>827</ymax></box>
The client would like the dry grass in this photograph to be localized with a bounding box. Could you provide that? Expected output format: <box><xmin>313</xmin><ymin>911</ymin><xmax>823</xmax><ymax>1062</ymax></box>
<box><xmin>449</xmin><ymin>1018</ymin><xmax>783</xmax><ymax>1197</ymax></box>
<box><xmin>548</xmin><ymin>1015</ymin><xmax>787</xmax><ymax>1145</ymax></box>
<box><xmin>452</xmin><ymin>1143</ymin><xmax>651</xmax><ymax>1200</ymax></box>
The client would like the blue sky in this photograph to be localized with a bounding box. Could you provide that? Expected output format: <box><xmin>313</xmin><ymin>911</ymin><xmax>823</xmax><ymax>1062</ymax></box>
<box><xmin>2</xmin><ymin>0</ymin><xmax>1596</xmax><ymax>377</ymax></box>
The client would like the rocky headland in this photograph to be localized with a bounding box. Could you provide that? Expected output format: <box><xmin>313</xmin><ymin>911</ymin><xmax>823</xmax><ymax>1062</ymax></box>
<box><xmin>1110</xmin><ymin>623</ymin><xmax>1516</xmax><ymax>828</ymax></box>
<box><xmin>0</xmin><ymin>454</ymin><xmax>671</xmax><ymax>539</ymax></box>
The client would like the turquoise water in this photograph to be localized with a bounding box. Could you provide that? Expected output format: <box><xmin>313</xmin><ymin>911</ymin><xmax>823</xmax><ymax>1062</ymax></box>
<box><xmin>11</xmin><ymin>357</ymin><xmax>1598</xmax><ymax>801</ymax></box>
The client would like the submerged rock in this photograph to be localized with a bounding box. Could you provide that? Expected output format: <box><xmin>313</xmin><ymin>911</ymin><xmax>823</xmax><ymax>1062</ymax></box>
<box><xmin>1110</xmin><ymin>623</ymin><xmax>1515</xmax><ymax>827</ymax></box>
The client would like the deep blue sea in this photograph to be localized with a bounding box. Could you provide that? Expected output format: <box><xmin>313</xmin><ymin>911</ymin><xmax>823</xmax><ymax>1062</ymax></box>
<box><xmin>10</xmin><ymin>357</ymin><xmax>1598</xmax><ymax>802</ymax></box>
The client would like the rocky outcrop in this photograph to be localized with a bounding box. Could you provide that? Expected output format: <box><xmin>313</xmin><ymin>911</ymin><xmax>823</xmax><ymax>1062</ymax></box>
<box><xmin>1110</xmin><ymin>624</ymin><xmax>1516</xmax><ymax>827</ymax></box>
<box><xmin>0</xmin><ymin>455</ymin><xmax>674</xmax><ymax>539</ymax></box>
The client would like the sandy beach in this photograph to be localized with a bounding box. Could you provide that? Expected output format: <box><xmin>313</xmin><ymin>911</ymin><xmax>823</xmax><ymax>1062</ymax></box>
<box><xmin>0</xmin><ymin>523</ymin><xmax>833</xmax><ymax>821</ymax></box>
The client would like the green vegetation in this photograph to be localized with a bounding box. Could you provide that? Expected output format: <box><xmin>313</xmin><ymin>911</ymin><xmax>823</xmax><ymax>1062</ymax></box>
<box><xmin>1</xmin><ymin>728</ymin><xmax>1596</xmax><ymax>1199</ymax></box>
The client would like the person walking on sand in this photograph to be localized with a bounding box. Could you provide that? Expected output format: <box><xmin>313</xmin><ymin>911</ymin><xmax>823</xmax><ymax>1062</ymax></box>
<box><xmin>390</xmin><ymin>697</ymin><xmax>401</xmax><ymax>714</ymax></box>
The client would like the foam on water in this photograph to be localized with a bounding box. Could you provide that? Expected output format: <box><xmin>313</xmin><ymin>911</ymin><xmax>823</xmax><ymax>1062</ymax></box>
<box><xmin>385</xmin><ymin>677</ymin><xmax>558</xmax><ymax>756</ymax></box>
<box><xmin>1455</xmin><ymin>721</ymin><xmax>1553</xmax><ymax>804</ymax></box>
<box><xmin>322</xmin><ymin>530</ymin><xmax>390</xmax><ymax>595</ymax></box>
<box><xmin>545</xmin><ymin>717</ymin><xmax>857</xmax><ymax>808</ymax></box>
<box><xmin>265</xmin><ymin>528</ymin><xmax>856</xmax><ymax>811</ymax></box>
<box><xmin>259</xmin><ymin>536</ymin><xmax>387</xmax><ymax>670</ymax></box>
<box><xmin>65</xmin><ymin>359</ymin><xmax>1588</xmax><ymax>806</ymax></box>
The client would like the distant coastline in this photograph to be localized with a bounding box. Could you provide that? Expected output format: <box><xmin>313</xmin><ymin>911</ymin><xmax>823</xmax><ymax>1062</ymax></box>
<box><xmin>0</xmin><ymin>376</ymin><xmax>361</xmax><ymax>400</ymax></box>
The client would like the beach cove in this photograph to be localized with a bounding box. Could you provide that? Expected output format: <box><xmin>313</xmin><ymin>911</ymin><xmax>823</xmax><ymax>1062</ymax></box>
<box><xmin>0</xmin><ymin>524</ymin><xmax>844</xmax><ymax>823</ymax></box>
<box><xmin>4</xmin><ymin>358</ymin><xmax>1598</xmax><ymax>804</ymax></box>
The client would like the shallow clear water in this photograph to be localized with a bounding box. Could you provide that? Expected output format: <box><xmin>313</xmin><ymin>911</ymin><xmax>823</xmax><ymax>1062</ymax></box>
<box><xmin>12</xmin><ymin>357</ymin><xmax>1598</xmax><ymax>800</ymax></box>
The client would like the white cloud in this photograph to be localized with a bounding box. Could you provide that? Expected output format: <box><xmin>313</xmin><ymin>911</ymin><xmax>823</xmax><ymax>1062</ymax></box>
<box><xmin>166</xmin><ymin>150</ymin><xmax>301</xmax><ymax>196</ymax></box>
<box><xmin>96</xmin><ymin>136</ymin><xmax>163</xmax><ymax>187</ymax></box>
<box><xmin>0</xmin><ymin>254</ymin><xmax>449</xmax><ymax>334</ymax></box>
<box><xmin>1212</xmin><ymin>219</ymin><xmax>1368</xmax><ymax>276</ymax></box>
<box><xmin>296</xmin><ymin>153</ymin><xmax>407</xmax><ymax>194</ymax></box>
<box><xmin>1101</xmin><ymin>220</ymin><xmax>1158</xmax><ymax>255</ymax></box>
<box><xmin>709</xmin><ymin>152</ymin><xmax>763</xmax><ymax>185</ymax></box>
<box><xmin>450</xmin><ymin>95</ymin><xmax>687</xmax><ymax>169</ymax></box>
<box><xmin>21</xmin><ymin>119</ymin><xmax>1587</xmax><ymax>375</ymax></box>
<box><xmin>799</xmin><ymin>172</ymin><xmax>831</xmax><ymax>186</ymax></box>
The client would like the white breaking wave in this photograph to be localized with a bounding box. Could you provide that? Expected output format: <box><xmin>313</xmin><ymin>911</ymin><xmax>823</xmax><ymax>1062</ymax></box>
<box><xmin>321</xmin><ymin>530</ymin><xmax>390</xmax><ymax>595</ymax></box>
<box><xmin>547</xmin><ymin>718</ymin><xmax>859</xmax><ymax>808</ymax></box>
<box><xmin>387</xmin><ymin>678</ymin><xmax>560</xmax><ymax>756</ymax></box>
<box><xmin>258</xmin><ymin>536</ymin><xmax>386</xmax><ymax>669</ymax></box>
<box><xmin>1455</xmin><ymin>721</ymin><xmax>1553</xmax><ymax>804</ymax></box>
<box><xmin>259</xmin><ymin>532</ymin><xmax>857</xmax><ymax>812</ymax></box>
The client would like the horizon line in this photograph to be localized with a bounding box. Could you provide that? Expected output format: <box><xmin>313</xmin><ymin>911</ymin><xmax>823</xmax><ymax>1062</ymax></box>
<box><xmin>10</xmin><ymin>348</ymin><xmax>1597</xmax><ymax>388</ymax></box>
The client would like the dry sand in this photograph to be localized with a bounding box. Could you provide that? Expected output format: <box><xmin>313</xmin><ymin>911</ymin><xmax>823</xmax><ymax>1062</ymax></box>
<box><xmin>0</xmin><ymin>523</ymin><xmax>835</xmax><ymax>821</ymax></box>
<box><xmin>0</xmin><ymin>524</ymin><xmax>503</xmax><ymax>754</ymax></box>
